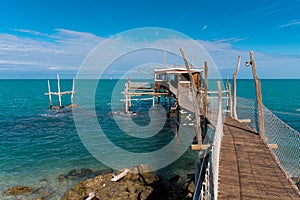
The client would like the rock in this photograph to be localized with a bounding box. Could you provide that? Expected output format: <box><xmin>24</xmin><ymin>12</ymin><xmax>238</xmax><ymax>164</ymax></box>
<box><xmin>4</xmin><ymin>186</ymin><xmax>33</xmax><ymax>195</ymax></box>
<box><xmin>140</xmin><ymin>172</ymin><xmax>158</xmax><ymax>185</ymax></box>
<box><xmin>67</xmin><ymin>168</ymin><xmax>94</xmax><ymax>180</ymax></box>
<box><xmin>58</xmin><ymin>174</ymin><xmax>68</xmax><ymax>183</ymax></box>
<box><xmin>184</xmin><ymin>180</ymin><xmax>195</xmax><ymax>193</ymax></box>
<box><xmin>35</xmin><ymin>187</ymin><xmax>52</xmax><ymax>199</ymax></box>
<box><xmin>62</xmin><ymin>166</ymin><xmax>189</xmax><ymax>200</ymax></box>
<box><xmin>137</xmin><ymin>164</ymin><xmax>151</xmax><ymax>173</ymax></box>
<box><xmin>139</xmin><ymin>186</ymin><xmax>153</xmax><ymax>200</ymax></box>
<box><xmin>95</xmin><ymin>168</ymin><xmax>114</xmax><ymax>176</ymax></box>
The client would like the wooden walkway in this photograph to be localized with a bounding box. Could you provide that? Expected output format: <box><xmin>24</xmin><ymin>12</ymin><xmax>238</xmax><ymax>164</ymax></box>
<box><xmin>218</xmin><ymin>117</ymin><xmax>300</xmax><ymax>200</ymax></box>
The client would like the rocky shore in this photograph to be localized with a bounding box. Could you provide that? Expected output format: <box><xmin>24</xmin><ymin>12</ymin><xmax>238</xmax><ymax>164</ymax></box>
<box><xmin>63</xmin><ymin>165</ymin><xmax>195</xmax><ymax>200</ymax></box>
<box><xmin>3</xmin><ymin>165</ymin><xmax>195</xmax><ymax>200</ymax></box>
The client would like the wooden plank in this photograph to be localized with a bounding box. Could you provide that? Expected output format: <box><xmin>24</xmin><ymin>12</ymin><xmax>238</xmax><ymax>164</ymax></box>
<box><xmin>218</xmin><ymin>117</ymin><xmax>300</xmax><ymax>200</ymax></box>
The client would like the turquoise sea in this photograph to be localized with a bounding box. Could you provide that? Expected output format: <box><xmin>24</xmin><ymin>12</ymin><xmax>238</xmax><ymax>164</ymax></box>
<box><xmin>0</xmin><ymin>79</ymin><xmax>300</xmax><ymax>199</ymax></box>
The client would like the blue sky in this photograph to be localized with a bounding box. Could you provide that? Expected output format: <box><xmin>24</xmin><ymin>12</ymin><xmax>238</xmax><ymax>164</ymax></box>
<box><xmin>0</xmin><ymin>0</ymin><xmax>300</xmax><ymax>78</ymax></box>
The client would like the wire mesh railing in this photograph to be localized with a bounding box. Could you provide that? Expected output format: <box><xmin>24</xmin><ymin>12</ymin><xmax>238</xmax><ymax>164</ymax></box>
<box><xmin>210</xmin><ymin>87</ymin><xmax>224</xmax><ymax>200</ymax></box>
<box><xmin>236</xmin><ymin>96</ymin><xmax>300</xmax><ymax>178</ymax></box>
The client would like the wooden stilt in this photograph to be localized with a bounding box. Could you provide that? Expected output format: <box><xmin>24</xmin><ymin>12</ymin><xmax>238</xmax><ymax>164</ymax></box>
<box><xmin>233</xmin><ymin>56</ymin><xmax>241</xmax><ymax>120</ymax></box>
<box><xmin>57</xmin><ymin>74</ymin><xmax>62</xmax><ymax>108</ymax></box>
<box><xmin>228</xmin><ymin>83</ymin><xmax>233</xmax><ymax>117</ymax></box>
<box><xmin>44</xmin><ymin>74</ymin><xmax>77</xmax><ymax>109</ymax></box>
<box><xmin>203</xmin><ymin>62</ymin><xmax>208</xmax><ymax>117</ymax></box>
<box><xmin>71</xmin><ymin>78</ymin><xmax>75</xmax><ymax>105</ymax></box>
<box><xmin>249</xmin><ymin>51</ymin><xmax>265</xmax><ymax>137</ymax></box>
<box><xmin>124</xmin><ymin>83</ymin><xmax>129</xmax><ymax>114</ymax></box>
<box><xmin>47</xmin><ymin>80</ymin><xmax>53</xmax><ymax>109</ymax></box>
<box><xmin>180</xmin><ymin>47</ymin><xmax>202</xmax><ymax>144</ymax></box>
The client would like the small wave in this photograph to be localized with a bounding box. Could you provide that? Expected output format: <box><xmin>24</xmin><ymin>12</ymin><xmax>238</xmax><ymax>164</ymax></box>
<box><xmin>273</xmin><ymin>110</ymin><xmax>300</xmax><ymax>117</ymax></box>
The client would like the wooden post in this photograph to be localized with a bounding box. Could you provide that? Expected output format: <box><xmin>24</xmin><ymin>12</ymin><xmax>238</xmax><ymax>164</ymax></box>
<box><xmin>203</xmin><ymin>62</ymin><xmax>208</xmax><ymax>117</ymax></box>
<box><xmin>217</xmin><ymin>81</ymin><xmax>222</xmax><ymax>117</ymax></box>
<box><xmin>225</xmin><ymin>76</ymin><xmax>229</xmax><ymax>116</ymax></box>
<box><xmin>233</xmin><ymin>56</ymin><xmax>241</xmax><ymax>120</ymax></box>
<box><xmin>228</xmin><ymin>83</ymin><xmax>233</xmax><ymax>117</ymax></box>
<box><xmin>47</xmin><ymin>80</ymin><xmax>53</xmax><ymax>109</ymax></box>
<box><xmin>124</xmin><ymin>83</ymin><xmax>129</xmax><ymax>114</ymax></box>
<box><xmin>226</xmin><ymin>82</ymin><xmax>232</xmax><ymax>117</ymax></box>
<box><xmin>57</xmin><ymin>74</ymin><xmax>62</xmax><ymax>108</ymax></box>
<box><xmin>71</xmin><ymin>78</ymin><xmax>75</xmax><ymax>105</ymax></box>
<box><xmin>249</xmin><ymin>51</ymin><xmax>265</xmax><ymax>137</ymax></box>
<box><xmin>180</xmin><ymin>47</ymin><xmax>202</xmax><ymax>144</ymax></box>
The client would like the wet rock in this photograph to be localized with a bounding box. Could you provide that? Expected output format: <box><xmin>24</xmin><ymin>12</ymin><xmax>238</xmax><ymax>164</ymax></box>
<box><xmin>4</xmin><ymin>186</ymin><xmax>33</xmax><ymax>195</ymax></box>
<box><xmin>67</xmin><ymin>168</ymin><xmax>94</xmax><ymax>180</ymax></box>
<box><xmin>58</xmin><ymin>174</ymin><xmax>68</xmax><ymax>183</ymax></box>
<box><xmin>94</xmin><ymin>168</ymin><xmax>113</xmax><ymax>176</ymax></box>
<box><xmin>35</xmin><ymin>187</ymin><xmax>52</xmax><ymax>199</ymax></box>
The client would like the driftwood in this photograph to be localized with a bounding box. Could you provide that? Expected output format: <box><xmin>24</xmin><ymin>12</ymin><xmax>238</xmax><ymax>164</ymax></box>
<box><xmin>111</xmin><ymin>168</ymin><xmax>129</xmax><ymax>182</ymax></box>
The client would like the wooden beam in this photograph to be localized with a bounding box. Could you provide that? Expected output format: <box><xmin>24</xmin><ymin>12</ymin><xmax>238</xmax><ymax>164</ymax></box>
<box><xmin>47</xmin><ymin>80</ymin><xmax>53</xmax><ymax>109</ymax></box>
<box><xmin>203</xmin><ymin>62</ymin><xmax>208</xmax><ymax>117</ymax></box>
<box><xmin>233</xmin><ymin>56</ymin><xmax>241</xmax><ymax>120</ymax></box>
<box><xmin>180</xmin><ymin>47</ymin><xmax>202</xmax><ymax>144</ymax></box>
<box><xmin>57</xmin><ymin>74</ymin><xmax>62</xmax><ymax>108</ymax></box>
<box><xmin>250</xmin><ymin>51</ymin><xmax>265</xmax><ymax>137</ymax></box>
<box><xmin>238</xmin><ymin>119</ymin><xmax>251</xmax><ymax>123</ymax></box>
<box><xmin>191</xmin><ymin>144</ymin><xmax>210</xmax><ymax>151</ymax></box>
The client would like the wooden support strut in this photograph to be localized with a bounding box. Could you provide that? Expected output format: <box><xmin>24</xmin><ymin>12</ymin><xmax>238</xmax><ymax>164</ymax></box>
<box><xmin>250</xmin><ymin>51</ymin><xmax>265</xmax><ymax>137</ymax></box>
<box><xmin>233</xmin><ymin>56</ymin><xmax>241</xmax><ymax>120</ymax></box>
<box><xmin>71</xmin><ymin>78</ymin><xmax>75</xmax><ymax>105</ymax></box>
<box><xmin>57</xmin><ymin>74</ymin><xmax>62</xmax><ymax>108</ymax></box>
<box><xmin>47</xmin><ymin>80</ymin><xmax>53</xmax><ymax>109</ymax></box>
<box><xmin>180</xmin><ymin>47</ymin><xmax>202</xmax><ymax>144</ymax></box>
<box><xmin>203</xmin><ymin>62</ymin><xmax>208</xmax><ymax>117</ymax></box>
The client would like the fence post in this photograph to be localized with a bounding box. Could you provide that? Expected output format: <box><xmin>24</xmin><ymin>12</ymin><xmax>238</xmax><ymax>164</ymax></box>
<box><xmin>249</xmin><ymin>51</ymin><xmax>265</xmax><ymax>137</ymax></box>
<box><xmin>233</xmin><ymin>56</ymin><xmax>240</xmax><ymax>120</ymax></box>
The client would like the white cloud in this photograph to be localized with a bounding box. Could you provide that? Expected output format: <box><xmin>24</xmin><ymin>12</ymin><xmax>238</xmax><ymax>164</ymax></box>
<box><xmin>279</xmin><ymin>19</ymin><xmax>300</xmax><ymax>28</ymax></box>
<box><xmin>200</xmin><ymin>25</ymin><xmax>207</xmax><ymax>32</ymax></box>
<box><xmin>0</xmin><ymin>28</ymin><xmax>299</xmax><ymax>79</ymax></box>
<box><xmin>0</xmin><ymin>29</ymin><xmax>105</xmax><ymax>78</ymax></box>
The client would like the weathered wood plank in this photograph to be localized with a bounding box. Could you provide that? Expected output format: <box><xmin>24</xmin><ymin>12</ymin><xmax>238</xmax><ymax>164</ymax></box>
<box><xmin>218</xmin><ymin>117</ymin><xmax>300</xmax><ymax>200</ymax></box>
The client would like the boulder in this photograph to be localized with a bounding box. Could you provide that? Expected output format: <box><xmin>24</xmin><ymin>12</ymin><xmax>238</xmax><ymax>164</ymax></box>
<box><xmin>4</xmin><ymin>186</ymin><xmax>33</xmax><ymax>196</ymax></box>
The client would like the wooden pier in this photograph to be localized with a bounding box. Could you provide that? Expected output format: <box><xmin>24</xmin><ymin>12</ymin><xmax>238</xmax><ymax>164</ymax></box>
<box><xmin>121</xmin><ymin>48</ymin><xmax>300</xmax><ymax>199</ymax></box>
<box><xmin>219</xmin><ymin>117</ymin><xmax>299</xmax><ymax>199</ymax></box>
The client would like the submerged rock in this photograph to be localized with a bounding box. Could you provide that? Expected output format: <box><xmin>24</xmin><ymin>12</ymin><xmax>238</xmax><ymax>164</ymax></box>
<box><xmin>4</xmin><ymin>185</ymin><xmax>33</xmax><ymax>195</ymax></box>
